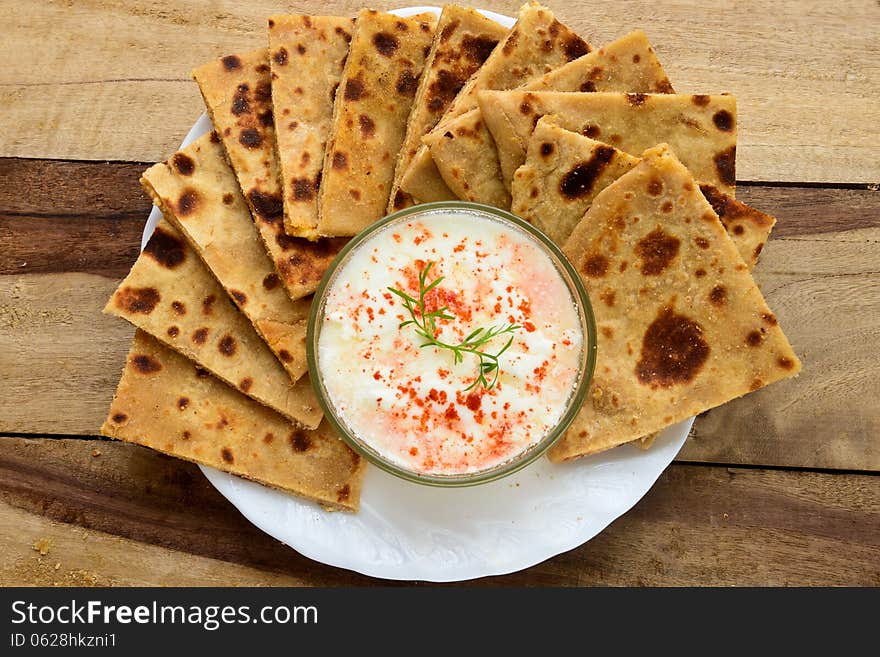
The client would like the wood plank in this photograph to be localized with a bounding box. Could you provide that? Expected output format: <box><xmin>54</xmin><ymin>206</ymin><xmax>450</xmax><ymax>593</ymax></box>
<box><xmin>1</xmin><ymin>1</ymin><xmax>878</xmax><ymax>184</ymax></box>
<box><xmin>1</xmin><ymin>437</ymin><xmax>876</xmax><ymax>586</ymax></box>
<box><xmin>3</xmin><ymin>157</ymin><xmax>877</xmax><ymax>468</ymax></box>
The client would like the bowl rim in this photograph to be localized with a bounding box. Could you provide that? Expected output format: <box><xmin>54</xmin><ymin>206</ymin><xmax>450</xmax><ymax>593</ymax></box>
<box><xmin>306</xmin><ymin>200</ymin><xmax>598</xmax><ymax>487</ymax></box>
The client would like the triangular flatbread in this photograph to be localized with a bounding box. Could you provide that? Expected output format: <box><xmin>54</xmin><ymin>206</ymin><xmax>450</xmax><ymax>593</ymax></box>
<box><xmin>426</xmin><ymin>29</ymin><xmax>676</xmax><ymax>207</ymax></box>
<box><xmin>317</xmin><ymin>9</ymin><xmax>436</xmax><ymax>236</ymax></box>
<box><xmin>398</xmin><ymin>1</ymin><xmax>589</xmax><ymax>203</ymax></box>
<box><xmin>512</xmin><ymin>118</ymin><xmax>774</xmax><ymax>266</ymax></box>
<box><xmin>193</xmin><ymin>50</ymin><xmax>347</xmax><ymax>297</ymax></box>
<box><xmin>479</xmin><ymin>91</ymin><xmax>738</xmax><ymax>195</ymax></box>
<box><xmin>387</xmin><ymin>5</ymin><xmax>507</xmax><ymax>212</ymax></box>
<box><xmin>102</xmin><ymin>331</ymin><xmax>364</xmax><ymax>511</ymax></box>
<box><xmin>104</xmin><ymin>217</ymin><xmax>318</xmax><ymax>426</ymax></box>
<box><xmin>268</xmin><ymin>14</ymin><xmax>354</xmax><ymax>238</ymax></box>
<box><xmin>140</xmin><ymin>132</ymin><xmax>318</xmax><ymax>394</ymax></box>
<box><xmin>547</xmin><ymin>144</ymin><xmax>800</xmax><ymax>462</ymax></box>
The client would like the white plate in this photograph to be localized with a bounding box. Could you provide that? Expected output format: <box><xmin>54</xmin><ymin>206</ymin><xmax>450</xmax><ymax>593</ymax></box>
<box><xmin>142</xmin><ymin>6</ymin><xmax>690</xmax><ymax>582</ymax></box>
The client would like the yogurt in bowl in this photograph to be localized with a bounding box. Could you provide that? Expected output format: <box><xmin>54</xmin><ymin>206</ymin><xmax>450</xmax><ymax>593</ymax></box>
<box><xmin>308</xmin><ymin>202</ymin><xmax>596</xmax><ymax>486</ymax></box>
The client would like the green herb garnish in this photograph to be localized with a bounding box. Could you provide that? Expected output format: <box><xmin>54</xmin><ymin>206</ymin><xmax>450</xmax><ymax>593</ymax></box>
<box><xmin>387</xmin><ymin>261</ymin><xmax>520</xmax><ymax>391</ymax></box>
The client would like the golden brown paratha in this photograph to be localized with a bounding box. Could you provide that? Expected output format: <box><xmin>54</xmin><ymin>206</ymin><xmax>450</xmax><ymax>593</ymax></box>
<box><xmin>102</xmin><ymin>330</ymin><xmax>364</xmax><ymax>511</ymax></box>
<box><xmin>140</xmin><ymin>132</ymin><xmax>319</xmax><ymax>393</ymax></box>
<box><xmin>317</xmin><ymin>9</ymin><xmax>435</xmax><ymax>236</ymax></box>
<box><xmin>479</xmin><ymin>91</ymin><xmax>738</xmax><ymax>195</ymax></box>
<box><xmin>512</xmin><ymin>118</ymin><xmax>774</xmax><ymax>266</ymax></box>
<box><xmin>387</xmin><ymin>5</ymin><xmax>506</xmax><ymax>212</ymax></box>
<box><xmin>105</xmin><ymin>218</ymin><xmax>320</xmax><ymax>428</ymax></box>
<box><xmin>426</xmin><ymin>29</ymin><xmax>676</xmax><ymax>207</ymax></box>
<box><xmin>548</xmin><ymin>144</ymin><xmax>800</xmax><ymax>462</ymax></box>
<box><xmin>193</xmin><ymin>50</ymin><xmax>347</xmax><ymax>299</ymax></box>
<box><xmin>268</xmin><ymin>15</ymin><xmax>354</xmax><ymax>238</ymax></box>
<box><xmin>399</xmin><ymin>1</ymin><xmax>589</xmax><ymax>204</ymax></box>
<box><xmin>511</xmin><ymin>117</ymin><xmax>640</xmax><ymax>243</ymax></box>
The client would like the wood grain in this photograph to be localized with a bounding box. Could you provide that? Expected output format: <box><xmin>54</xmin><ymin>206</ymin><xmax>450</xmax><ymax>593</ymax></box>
<box><xmin>1</xmin><ymin>437</ymin><xmax>876</xmax><ymax>586</ymax></box>
<box><xmin>2</xmin><ymin>158</ymin><xmax>877</xmax><ymax>469</ymax></box>
<box><xmin>0</xmin><ymin>1</ymin><xmax>878</xmax><ymax>184</ymax></box>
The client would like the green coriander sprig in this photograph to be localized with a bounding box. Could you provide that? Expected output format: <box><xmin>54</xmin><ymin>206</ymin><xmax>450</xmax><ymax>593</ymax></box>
<box><xmin>387</xmin><ymin>261</ymin><xmax>520</xmax><ymax>391</ymax></box>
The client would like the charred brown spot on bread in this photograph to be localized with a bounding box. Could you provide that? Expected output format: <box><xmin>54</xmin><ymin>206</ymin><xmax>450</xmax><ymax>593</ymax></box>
<box><xmin>647</xmin><ymin>178</ymin><xmax>663</xmax><ymax>196</ymax></box>
<box><xmin>239</xmin><ymin>128</ymin><xmax>262</xmax><ymax>149</ymax></box>
<box><xmin>262</xmin><ymin>273</ymin><xmax>279</xmax><ymax>290</ymax></box>
<box><xmin>439</xmin><ymin>19</ymin><xmax>460</xmax><ymax>42</ymax></box>
<box><xmin>713</xmin><ymin>110</ymin><xmax>734</xmax><ymax>132</ymax></box>
<box><xmin>256</xmin><ymin>63</ymin><xmax>269</xmax><ymax>74</ymax></box>
<box><xmin>462</xmin><ymin>35</ymin><xmax>499</xmax><ymax>63</ymax></box>
<box><xmin>335</xmin><ymin>26</ymin><xmax>351</xmax><ymax>42</ymax></box>
<box><xmin>255</xmin><ymin>81</ymin><xmax>271</xmax><ymax>103</ymax></box>
<box><xmin>231</xmin><ymin>91</ymin><xmax>250</xmax><ymax>117</ymax></box>
<box><xmin>396</xmin><ymin>69</ymin><xmax>418</xmax><ymax>96</ymax></box>
<box><xmin>292</xmin><ymin>178</ymin><xmax>314</xmax><ymax>201</ymax></box>
<box><xmin>636</xmin><ymin>228</ymin><xmax>680</xmax><ymax>275</ymax></box>
<box><xmin>332</xmin><ymin>151</ymin><xmax>348</xmax><ymax>170</ymax></box>
<box><xmin>247</xmin><ymin>190</ymin><xmax>283</xmax><ymax>222</ymax></box>
<box><xmin>222</xmin><ymin>55</ymin><xmax>241</xmax><ymax>70</ymax></box>
<box><xmin>582</xmin><ymin>124</ymin><xmax>601</xmax><ymax>138</ymax></box>
<box><xmin>714</xmin><ymin>146</ymin><xmax>736</xmax><ymax>187</ymax></box>
<box><xmin>167</xmin><ymin>326</ymin><xmax>179</xmax><ymax>338</ymax></box>
<box><xmin>579</xmin><ymin>81</ymin><xmax>597</xmax><ymax>92</ymax></box>
<box><xmin>358</xmin><ymin>114</ymin><xmax>376</xmax><ymax>138</ymax></box>
<box><xmin>373</xmin><ymin>32</ymin><xmax>399</xmax><ymax>56</ymax></box>
<box><xmin>221</xmin><ymin>448</ymin><xmax>234</xmax><ymax>463</ymax></box>
<box><xmin>176</xmin><ymin>189</ymin><xmax>200</xmax><ymax>216</ymax></box>
<box><xmin>238</xmin><ymin>377</ymin><xmax>253</xmax><ymax>392</ymax></box>
<box><xmin>502</xmin><ymin>29</ymin><xmax>520</xmax><ymax>55</ymax></box>
<box><xmin>581</xmin><ymin>254</ymin><xmax>609</xmax><ymax>277</ymax></box>
<box><xmin>559</xmin><ymin>146</ymin><xmax>616</xmax><ymax>199</ymax></box>
<box><xmin>733</xmin><ymin>224</ymin><xmax>745</xmax><ymax>235</ymax></box>
<box><xmin>295</xmin><ymin>43</ymin><xmax>306</xmax><ymax>55</ymax></box>
<box><xmin>222</xmin><ymin>193</ymin><xmax>234</xmax><ymax>205</ymax></box>
<box><xmin>519</xmin><ymin>101</ymin><xmax>533</xmax><ymax>115</ymax></box>
<box><xmin>654</xmin><ymin>78</ymin><xmax>675</xmax><ymax>93</ymax></box>
<box><xmin>350</xmin><ymin>189</ymin><xmax>361</xmax><ymax>200</ymax></box>
<box><xmin>202</xmin><ymin>295</ymin><xmax>216</xmax><ymax>315</ymax></box>
<box><xmin>427</xmin><ymin>70</ymin><xmax>465</xmax><ymax>111</ymax></box>
<box><xmin>258</xmin><ymin>109</ymin><xmax>273</xmax><ymax>127</ymax></box>
<box><xmin>263</xmin><ymin>432</ymin><xmax>275</xmax><ymax>444</ymax></box>
<box><xmin>632</xmin><ymin>54</ymin><xmax>641</xmax><ymax>63</ymax></box>
<box><xmin>601</xmin><ymin>326</ymin><xmax>614</xmax><ymax>338</ymax></box>
<box><xmin>746</xmin><ymin>330</ymin><xmax>765</xmax><ymax>347</ymax></box>
<box><xmin>230</xmin><ymin>290</ymin><xmax>247</xmax><ymax>305</ymax></box>
<box><xmin>177</xmin><ymin>396</ymin><xmax>189</xmax><ymax>410</ymax></box>
<box><xmin>392</xmin><ymin>190</ymin><xmax>408</xmax><ymax>209</ymax></box>
<box><xmin>778</xmin><ymin>356</ymin><xmax>795</xmax><ymax>370</ymax></box>
<box><xmin>195</xmin><ymin>367</ymin><xmax>210</xmax><ymax>378</ymax></box>
<box><xmin>662</xmin><ymin>201</ymin><xmax>673</xmax><ymax>213</ymax></box>
<box><xmin>564</xmin><ymin>35</ymin><xmax>590</xmax><ymax>61</ymax></box>
<box><xmin>171</xmin><ymin>301</ymin><xmax>186</xmax><ymax>315</ymax></box>
<box><xmin>192</xmin><ymin>328</ymin><xmax>209</xmax><ymax>345</ymax></box>
<box><xmin>627</xmin><ymin>93</ymin><xmax>648</xmax><ymax>106</ymax></box>
<box><xmin>115</xmin><ymin>286</ymin><xmax>160</xmax><ymax>314</ymax></box>
<box><xmin>761</xmin><ymin>312</ymin><xmax>777</xmax><ymax>326</ymax></box>
<box><xmin>218</xmin><ymin>334</ymin><xmax>237</xmax><ymax>356</ymax></box>
<box><xmin>209</xmin><ymin>132</ymin><xmax>221</xmax><ymax>143</ymax></box>
<box><xmin>337</xmin><ymin>484</ymin><xmax>351</xmax><ymax>503</ymax></box>
<box><xmin>144</xmin><ymin>226</ymin><xmax>186</xmax><ymax>268</ymax></box>
<box><xmin>540</xmin><ymin>142</ymin><xmax>554</xmax><ymax>157</ymax></box>
<box><xmin>171</xmin><ymin>153</ymin><xmax>195</xmax><ymax>175</ymax></box>
<box><xmin>699</xmin><ymin>183</ymin><xmax>729</xmax><ymax>215</ymax></box>
<box><xmin>278</xmin><ymin>349</ymin><xmax>294</xmax><ymax>363</ymax></box>
<box><xmin>289</xmin><ymin>430</ymin><xmax>312</xmax><ymax>452</ymax></box>
<box><xmin>111</xmin><ymin>413</ymin><xmax>128</xmax><ymax>424</ymax></box>
<box><xmin>132</xmin><ymin>354</ymin><xmax>162</xmax><ymax>374</ymax></box>
<box><xmin>692</xmin><ymin>94</ymin><xmax>710</xmax><ymax>106</ymax></box>
<box><xmin>599</xmin><ymin>289</ymin><xmax>616</xmax><ymax>307</ymax></box>
<box><xmin>709</xmin><ymin>285</ymin><xmax>727</xmax><ymax>306</ymax></box>
<box><xmin>694</xmin><ymin>236</ymin><xmax>710</xmax><ymax>249</ymax></box>
<box><xmin>636</xmin><ymin>307</ymin><xmax>709</xmax><ymax>387</ymax></box>
<box><xmin>695</xmin><ymin>268</ymin><xmax>706</xmax><ymax>277</ymax></box>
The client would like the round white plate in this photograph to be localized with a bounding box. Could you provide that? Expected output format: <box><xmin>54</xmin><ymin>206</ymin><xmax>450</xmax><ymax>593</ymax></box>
<box><xmin>142</xmin><ymin>6</ymin><xmax>690</xmax><ymax>582</ymax></box>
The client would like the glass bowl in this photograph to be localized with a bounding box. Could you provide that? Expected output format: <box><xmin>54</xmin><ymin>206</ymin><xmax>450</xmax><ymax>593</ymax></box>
<box><xmin>307</xmin><ymin>201</ymin><xmax>597</xmax><ymax>487</ymax></box>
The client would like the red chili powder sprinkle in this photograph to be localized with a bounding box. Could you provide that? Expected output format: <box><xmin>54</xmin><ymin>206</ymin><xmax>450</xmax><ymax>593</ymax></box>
<box><xmin>523</xmin><ymin>321</ymin><xmax>536</xmax><ymax>332</ymax></box>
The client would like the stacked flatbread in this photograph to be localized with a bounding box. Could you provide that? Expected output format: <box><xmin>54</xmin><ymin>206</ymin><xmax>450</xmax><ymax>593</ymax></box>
<box><xmin>103</xmin><ymin>2</ymin><xmax>801</xmax><ymax>509</ymax></box>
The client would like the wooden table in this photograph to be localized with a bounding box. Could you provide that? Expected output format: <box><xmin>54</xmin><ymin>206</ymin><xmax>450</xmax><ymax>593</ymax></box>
<box><xmin>1</xmin><ymin>0</ymin><xmax>878</xmax><ymax>586</ymax></box>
